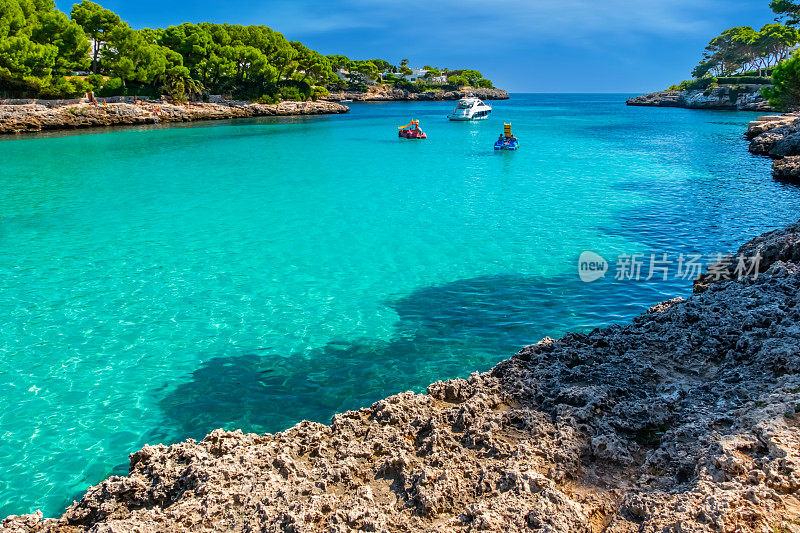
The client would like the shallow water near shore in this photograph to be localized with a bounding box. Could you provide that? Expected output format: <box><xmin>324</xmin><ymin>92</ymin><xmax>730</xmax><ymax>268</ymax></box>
<box><xmin>2</xmin><ymin>93</ymin><xmax>800</xmax><ymax>517</ymax></box>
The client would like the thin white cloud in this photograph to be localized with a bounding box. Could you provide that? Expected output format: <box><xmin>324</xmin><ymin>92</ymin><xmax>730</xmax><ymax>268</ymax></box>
<box><xmin>274</xmin><ymin>0</ymin><xmax>730</xmax><ymax>40</ymax></box>
<box><xmin>268</xmin><ymin>12</ymin><xmax>383</xmax><ymax>34</ymax></box>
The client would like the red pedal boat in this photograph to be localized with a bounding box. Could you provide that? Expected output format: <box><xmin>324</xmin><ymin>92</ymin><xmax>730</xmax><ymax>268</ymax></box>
<box><xmin>398</xmin><ymin>120</ymin><xmax>427</xmax><ymax>139</ymax></box>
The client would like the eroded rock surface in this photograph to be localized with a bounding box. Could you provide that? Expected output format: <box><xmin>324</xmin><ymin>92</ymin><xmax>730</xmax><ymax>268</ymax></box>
<box><xmin>0</xmin><ymin>100</ymin><xmax>349</xmax><ymax>135</ymax></box>
<box><xmin>747</xmin><ymin>113</ymin><xmax>800</xmax><ymax>182</ymax></box>
<box><xmin>626</xmin><ymin>86</ymin><xmax>772</xmax><ymax>111</ymax></box>
<box><xmin>775</xmin><ymin>156</ymin><xmax>800</xmax><ymax>181</ymax></box>
<box><xmin>4</xmin><ymin>222</ymin><xmax>800</xmax><ymax>532</ymax></box>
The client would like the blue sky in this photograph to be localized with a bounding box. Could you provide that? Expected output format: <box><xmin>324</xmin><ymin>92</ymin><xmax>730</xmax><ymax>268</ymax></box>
<box><xmin>55</xmin><ymin>0</ymin><xmax>778</xmax><ymax>92</ymax></box>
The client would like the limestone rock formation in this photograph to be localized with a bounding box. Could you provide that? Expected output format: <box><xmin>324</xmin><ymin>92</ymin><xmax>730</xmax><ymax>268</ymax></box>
<box><xmin>0</xmin><ymin>100</ymin><xmax>349</xmax><ymax>135</ymax></box>
<box><xmin>774</xmin><ymin>156</ymin><xmax>800</xmax><ymax>181</ymax></box>
<box><xmin>772</xmin><ymin>132</ymin><xmax>800</xmax><ymax>157</ymax></box>
<box><xmin>3</xmin><ymin>221</ymin><xmax>800</xmax><ymax>532</ymax></box>
<box><xmin>745</xmin><ymin>115</ymin><xmax>798</xmax><ymax>140</ymax></box>
<box><xmin>627</xmin><ymin>86</ymin><xmax>772</xmax><ymax>111</ymax></box>
<box><xmin>747</xmin><ymin>113</ymin><xmax>800</xmax><ymax>181</ymax></box>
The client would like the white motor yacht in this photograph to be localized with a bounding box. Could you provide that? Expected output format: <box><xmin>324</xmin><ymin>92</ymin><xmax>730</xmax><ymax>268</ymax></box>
<box><xmin>447</xmin><ymin>96</ymin><xmax>492</xmax><ymax>121</ymax></box>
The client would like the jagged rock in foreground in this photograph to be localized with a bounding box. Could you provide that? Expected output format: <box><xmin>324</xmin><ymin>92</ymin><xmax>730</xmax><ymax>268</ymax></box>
<box><xmin>327</xmin><ymin>87</ymin><xmax>509</xmax><ymax>101</ymax></box>
<box><xmin>5</xmin><ymin>223</ymin><xmax>800</xmax><ymax>533</ymax></box>
<box><xmin>0</xmin><ymin>100</ymin><xmax>349</xmax><ymax>135</ymax></box>
<box><xmin>627</xmin><ymin>86</ymin><xmax>771</xmax><ymax>111</ymax></box>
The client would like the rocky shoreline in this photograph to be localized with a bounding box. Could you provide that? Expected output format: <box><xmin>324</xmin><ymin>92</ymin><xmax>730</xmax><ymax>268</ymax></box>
<box><xmin>327</xmin><ymin>87</ymin><xmax>509</xmax><ymax>102</ymax></box>
<box><xmin>0</xmin><ymin>100</ymin><xmax>349</xmax><ymax>135</ymax></box>
<box><xmin>626</xmin><ymin>85</ymin><xmax>771</xmax><ymax>111</ymax></box>
<box><xmin>0</xmin><ymin>88</ymin><xmax>510</xmax><ymax>135</ymax></box>
<box><xmin>746</xmin><ymin>112</ymin><xmax>800</xmax><ymax>182</ymax></box>
<box><xmin>4</xmin><ymin>220</ymin><xmax>800</xmax><ymax>531</ymax></box>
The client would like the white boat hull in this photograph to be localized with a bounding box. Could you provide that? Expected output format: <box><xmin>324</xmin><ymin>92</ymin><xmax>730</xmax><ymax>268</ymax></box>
<box><xmin>447</xmin><ymin>97</ymin><xmax>492</xmax><ymax>121</ymax></box>
<box><xmin>448</xmin><ymin>113</ymin><xmax>491</xmax><ymax>121</ymax></box>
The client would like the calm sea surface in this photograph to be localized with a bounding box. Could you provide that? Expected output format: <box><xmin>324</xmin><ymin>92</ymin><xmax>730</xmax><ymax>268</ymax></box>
<box><xmin>2</xmin><ymin>93</ymin><xmax>800</xmax><ymax>516</ymax></box>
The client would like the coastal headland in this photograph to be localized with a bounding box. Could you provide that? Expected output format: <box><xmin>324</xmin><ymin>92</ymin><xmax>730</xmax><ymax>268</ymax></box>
<box><xmin>626</xmin><ymin>85</ymin><xmax>771</xmax><ymax>111</ymax></box>
<box><xmin>0</xmin><ymin>100</ymin><xmax>350</xmax><ymax>135</ymax></box>
<box><xmin>3</xmin><ymin>219</ymin><xmax>800</xmax><ymax>531</ymax></box>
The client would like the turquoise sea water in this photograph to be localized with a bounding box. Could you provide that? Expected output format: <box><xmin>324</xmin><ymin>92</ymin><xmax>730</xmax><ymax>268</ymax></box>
<box><xmin>2</xmin><ymin>94</ymin><xmax>800</xmax><ymax>516</ymax></box>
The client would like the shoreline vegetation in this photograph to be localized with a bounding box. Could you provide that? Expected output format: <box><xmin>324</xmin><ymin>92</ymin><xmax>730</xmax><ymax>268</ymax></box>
<box><xmin>0</xmin><ymin>0</ymin><xmax>509</xmax><ymax>135</ymax></box>
<box><xmin>628</xmin><ymin>1</ymin><xmax>800</xmax><ymax>112</ymax></box>
<box><xmin>3</xmin><ymin>220</ymin><xmax>800</xmax><ymax>531</ymax></box>
<box><xmin>625</xmin><ymin>0</ymin><xmax>800</xmax><ymax>186</ymax></box>
<box><xmin>1</xmin><ymin>1</ymin><xmax>502</xmax><ymax>106</ymax></box>
<box><xmin>326</xmin><ymin>86</ymin><xmax>509</xmax><ymax>102</ymax></box>
<box><xmin>625</xmin><ymin>0</ymin><xmax>800</xmax><ymax>185</ymax></box>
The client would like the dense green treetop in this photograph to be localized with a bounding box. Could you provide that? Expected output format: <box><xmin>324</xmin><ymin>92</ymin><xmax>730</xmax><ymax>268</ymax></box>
<box><xmin>693</xmin><ymin>24</ymin><xmax>798</xmax><ymax>77</ymax></box>
<box><xmin>0</xmin><ymin>0</ymin><xmax>495</xmax><ymax>101</ymax></box>
<box><xmin>70</xmin><ymin>0</ymin><xmax>121</xmax><ymax>73</ymax></box>
<box><xmin>671</xmin><ymin>0</ymin><xmax>800</xmax><ymax>110</ymax></box>
<box><xmin>0</xmin><ymin>0</ymin><xmax>90</xmax><ymax>94</ymax></box>
<box><xmin>771</xmin><ymin>0</ymin><xmax>800</xmax><ymax>25</ymax></box>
